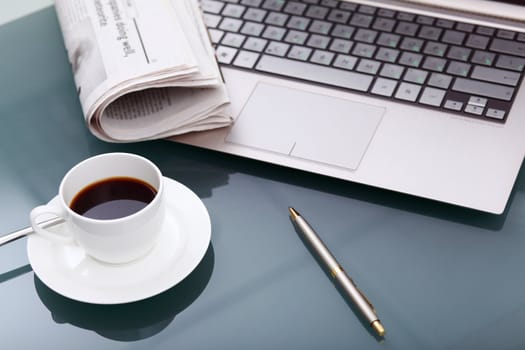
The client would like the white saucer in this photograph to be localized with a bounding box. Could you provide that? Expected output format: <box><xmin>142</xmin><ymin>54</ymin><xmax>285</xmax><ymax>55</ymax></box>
<box><xmin>27</xmin><ymin>177</ymin><xmax>211</xmax><ymax>305</ymax></box>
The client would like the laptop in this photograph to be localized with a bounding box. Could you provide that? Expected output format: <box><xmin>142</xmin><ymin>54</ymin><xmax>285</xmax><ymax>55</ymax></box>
<box><xmin>174</xmin><ymin>0</ymin><xmax>525</xmax><ymax>214</ymax></box>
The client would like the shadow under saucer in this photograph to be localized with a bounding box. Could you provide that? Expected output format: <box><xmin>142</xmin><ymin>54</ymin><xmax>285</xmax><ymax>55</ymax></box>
<box><xmin>34</xmin><ymin>243</ymin><xmax>215</xmax><ymax>341</ymax></box>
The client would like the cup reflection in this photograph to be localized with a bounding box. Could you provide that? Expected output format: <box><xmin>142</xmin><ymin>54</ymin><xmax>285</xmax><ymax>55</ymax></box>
<box><xmin>34</xmin><ymin>244</ymin><xmax>214</xmax><ymax>341</ymax></box>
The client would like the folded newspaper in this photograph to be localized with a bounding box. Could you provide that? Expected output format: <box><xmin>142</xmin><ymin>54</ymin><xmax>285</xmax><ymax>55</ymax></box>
<box><xmin>54</xmin><ymin>0</ymin><xmax>231</xmax><ymax>142</ymax></box>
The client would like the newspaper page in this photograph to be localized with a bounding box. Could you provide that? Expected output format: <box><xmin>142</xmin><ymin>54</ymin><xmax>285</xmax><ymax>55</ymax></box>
<box><xmin>54</xmin><ymin>0</ymin><xmax>231</xmax><ymax>142</ymax></box>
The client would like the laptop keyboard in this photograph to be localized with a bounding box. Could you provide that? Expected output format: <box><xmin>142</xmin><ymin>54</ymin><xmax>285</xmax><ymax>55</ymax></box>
<box><xmin>200</xmin><ymin>0</ymin><xmax>525</xmax><ymax>122</ymax></box>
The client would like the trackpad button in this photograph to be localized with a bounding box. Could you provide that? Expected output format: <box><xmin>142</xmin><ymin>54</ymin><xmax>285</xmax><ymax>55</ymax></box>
<box><xmin>225</xmin><ymin>83</ymin><xmax>384</xmax><ymax>170</ymax></box>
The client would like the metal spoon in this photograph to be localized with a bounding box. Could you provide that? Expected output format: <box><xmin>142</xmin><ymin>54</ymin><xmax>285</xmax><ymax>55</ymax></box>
<box><xmin>0</xmin><ymin>217</ymin><xmax>63</xmax><ymax>247</ymax></box>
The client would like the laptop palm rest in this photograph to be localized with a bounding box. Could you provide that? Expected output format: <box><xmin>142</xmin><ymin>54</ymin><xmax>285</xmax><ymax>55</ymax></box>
<box><xmin>225</xmin><ymin>82</ymin><xmax>384</xmax><ymax>170</ymax></box>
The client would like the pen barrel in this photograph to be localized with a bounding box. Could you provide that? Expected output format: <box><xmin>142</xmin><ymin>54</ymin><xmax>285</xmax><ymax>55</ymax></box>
<box><xmin>295</xmin><ymin>216</ymin><xmax>379</xmax><ymax>324</ymax></box>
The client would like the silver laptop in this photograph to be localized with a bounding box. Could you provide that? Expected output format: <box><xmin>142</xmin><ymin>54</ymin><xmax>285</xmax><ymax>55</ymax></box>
<box><xmin>175</xmin><ymin>0</ymin><xmax>525</xmax><ymax>214</ymax></box>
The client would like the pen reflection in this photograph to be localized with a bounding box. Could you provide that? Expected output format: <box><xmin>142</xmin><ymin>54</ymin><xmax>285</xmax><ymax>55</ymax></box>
<box><xmin>34</xmin><ymin>244</ymin><xmax>214</xmax><ymax>342</ymax></box>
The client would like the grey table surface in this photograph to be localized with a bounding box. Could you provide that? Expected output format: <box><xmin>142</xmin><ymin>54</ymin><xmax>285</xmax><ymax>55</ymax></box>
<box><xmin>1</xmin><ymin>7</ymin><xmax>525</xmax><ymax>350</ymax></box>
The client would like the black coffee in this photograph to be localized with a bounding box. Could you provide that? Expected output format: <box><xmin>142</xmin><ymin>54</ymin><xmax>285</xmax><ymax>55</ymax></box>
<box><xmin>70</xmin><ymin>177</ymin><xmax>157</xmax><ymax>220</ymax></box>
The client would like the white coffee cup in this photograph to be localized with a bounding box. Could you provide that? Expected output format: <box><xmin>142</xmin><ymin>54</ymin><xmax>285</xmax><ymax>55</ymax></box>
<box><xmin>29</xmin><ymin>153</ymin><xmax>165</xmax><ymax>264</ymax></box>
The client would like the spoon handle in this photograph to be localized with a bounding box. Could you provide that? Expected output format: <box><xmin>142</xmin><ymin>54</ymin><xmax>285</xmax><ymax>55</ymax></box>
<box><xmin>0</xmin><ymin>217</ymin><xmax>63</xmax><ymax>247</ymax></box>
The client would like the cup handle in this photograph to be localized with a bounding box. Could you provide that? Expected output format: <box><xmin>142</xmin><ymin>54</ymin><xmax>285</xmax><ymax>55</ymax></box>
<box><xmin>30</xmin><ymin>202</ymin><xmax>75</xmax><ymax>244</ymax></box>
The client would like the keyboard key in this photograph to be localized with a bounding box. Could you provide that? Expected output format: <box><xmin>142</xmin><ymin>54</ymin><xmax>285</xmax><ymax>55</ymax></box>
<box><xmin>201</xmin><ymin>0</ymin><xmax>225</xmax><ymax>14</ymax></box>
<box><xmin>307</xmin><ymin>34</ymin><xmax>331</xmax><ymax>49</ymax></box>
<box><xmin>350</xmin><ymin>13</ymin><xmax>374</xmax><ymax>27</ymax></box>
<box><xmin>327</xmin><ymin>9</ymin><xmax>351</xmax><ymax>23</ymax></box>
<box><xmin>468</xmin><ymin>96</ymin><xmax>487</xmax><ymax>107</ymax></box>
<box><xmin>265</xmin><ymin>11</ymin><xmax>288</xmax><ymax>25</ymax></box>
<box><xmin>375</xmin><ymin>47</ymin><xmax>399</xmax><ymax>62</ymax></box>
<box><xmin>288</xmin><ymin>45</ymin><xmax>312</xmax><ymax>60</ymax></box>
<box><xmin>416</xmin><ymin>15</ymin><xmax>435</xmax><ymax>25</ymax></box>
<box><xmin>208</xmin><ymin>28</ymin><xmax>224</xmax><ymax>44</ymax></box>
<box><xmin>219</xmin><ymin>17</ymin><xmax>243</xmax><ymax>32</ymax></box>
<box><xmin>283</xmin><ymin>1</ymin><xmax>307</xmax><ymax>15</ymax></box>
<box><xmin>435</xmin><ymin>19</ymin><xmax>454</xmax><ymax>29</ymax></box>
<box><xmin>340</xmin><ymin>2</ymin><xmax>357</xmax><ymax>11</ymax></box>
<box><xmin>424</xmin><ymin>42</ymin><xmax>447</xmax><ymax>57</ymax></box>
<box><xmin>395</xmin><ymin>82</ymin><xmax>421</xmax><ymax>101</ymax></box>
<box><xmin>465</xmin><ymin>34</ymin><xmax>489</xmax><ymax>50</ymax></box>
<box><xmin>476</xmin><ymin>26</ymin><xmax>495</xmax><ymax>36</ymax></box>
<box><xmin>256</xmin><ymin>54</ymin><xmax>373</xmax><ymax>91</ymax></box>
<box><xmin>471</xmin><ymin>50</ymin><xmax>495</xmax><ymax>66</ymax></box>
<box><xmin>444</xmin><ymin>99</ymin><xmax>463</xmax><ymax>111</ymax></box>
<box><xmin>373</xmin><ymin>18</ymin><xmax>396</xmax><ymax>32</ymax></box>
<box><xmin>321</xmin><ymin>0</ymin><xmax>338</xmax><ymax>8</ymax></box>
<box><xmin>380</xmin><ymin>64</ymin><xmax>404</xmax><ymax>79</ymax></box>
<box><xmin>262</xmin><ymin>25</ymin><xmax>286</xmax><ymax>40</ymax></box>
<box><xmin>471</xmin><ymin>66</ymin><xmax>520</xmax><ymax>86</ymax></box>
<box><xmin>490</xmin><ymin>39</ymin><xmax>525</xmax><ymax>58</ymax></box>
<box><xmin>400</xmin><ymin>37</ymin><xmax>424</xmax><ymax>52</ymax></box>
<box><xmin>285</xmin><ymin>30</ymin><xmax>308</xmax><ymax>45</ymax></box>
<box><xmin>452</xmin><ymin>78</ymin><xmax>514</xmax><ymax>101</ymax></box>
<box><xmin>397</xmin><ymin>12</ymin><xmax>415</xmax><ymax>21</ymax></box>
<box><xmin>306</xmin><ymin>5</ymin><xmax>330</xmax><ymax>19</ymax></box>
<box><xmin>447</xmin><ymin>46</ymin><xmax>471</xmax><ymax>61</ymax></box>
<box><xmin>310</xmin><ymin>20</ymin><xmax>333</xmax><ymax>35</ymax></box>
<box><xmin>287</xmin><ymin>16</ymin><xmax>310</xmax><ymax>30</ymax></box>
<box><xmin>240</xmin><ymin>22</ymin><xmax>265</xmax><ymax>36</ymax></box>
<box><xmin>241</xmin><ymin>0</ymin><xmax>263</xmax><ymax>5</ymax></box>
<box><xmin>376</xmin><ymin>33</ymin><xmax>400</xmax><ymax>48</ymax></box>
<box><xmin>496</xmin><ymin>29</ymin><xmax>516</xmax><ymax>40</ymax></box>
<box><xmin>233</xmin><ymin>50</ymin><xmax>260</xmax><ymax>68</ymax></box>
<box><xmin>203</xmin><ymin>13</ymin><xmax>222</xmax><ymax>28</ymax></box>
<box><xmin>442</xmin><ymin>30</ymin><xmax>466</xmax><ymax>45</ymax></box>
<box><xmin>486</xmin><ymin>108</ymin><xmax>506</xmax><ymax>120</ymax></box>
<box><xmin>371</xmin><ymin>78</ymin><xmax>397</xmax><ymax>97</ymax></box>
<box><xmin>496</xmin><ymin>55</ymin><xmax>525</xmax><ymax>72</ymax></box>
<box><xmin>222</xmin><ymin>32</ymin><xmax>246</xmax><ymax>47</ymax></box>
<box><xmin>243</xmin><ymin>37</ymin><xmax>268</xmax><ymax>52</ymax></box>
<box><xmin>223</xmin><ymin>4</ymin><xmax>246</xmax><ymax>17</ymax></box>
<box><xmin>264</xmin><ymin>41</ymin><xmax>289</xmax><ymax>56</ymax></box>
<box><xmin>399</xmin><ymin>52</ymin><xmax>423</xmax><ymax>67</ymax></box>
<box><xmin>352</xmin><ymin>43</ymin><xmax>376</xmax><ymax>58</ymax></box>
<box><xmin>216</xmin><ymin>45</ymin><xmax>238</xmax><ymax>64</ymax></box>
<box><xmin>422</xmin><ymin>56</ymin><xmax>446</xmax><ymax>72</ymax></box>
<box><xmin>396</xmin><ymin>22</ymin><xmax>419</xmax><ymax>36</ymax></box>
<box><xmin>419</xmin><ymin>87</ymin><xmax>446</xmax><ymax>106</ymax></box>
<box><xmin>354</xmin><ymin>29</ymin><xmax>378</xmax><ymax>43</ymax></box>
<box><xmin>428</xmin><ymin>73</ymin><xmax>452</xmax><ymax>89</ymax></box>
<box><xmin>333</xmin><ymin>54</ymin><xmax>357</xmax><ymax>70</ymax></box>
<box><xmin>243</xmin><ymin>8</ymin><xmax>267</xmax><ymax>22</ymax></box>
<box><xmin>446</xmin><ymin>61</ymin><xmax>471</xmax><ymax>77</ymax></box>
<box><xmin>310</xmin><ymin>50</ymin><xmax>335</xmax><ymax>65</ymax></box>
<box><xmin>418</xmin><ymin>26</ymin><xmax>442</xmax><ymax>40</ymax></box>
<box><xmin>456</xmin><ymin>22</ymin><xmax>475</xmax><ymax>32</ymax></box>
<box><xmin>357</xmin><ymin>59</ymin><xmax>381</xmax><ymax>74</ymax></box>
<box><xmin>377</xmin><ymin>8</ymin><xmax>396</xmax><ymax>18</ymax></box>
<box><xmin>358</xmin><ymin>5</ymin><xmax>377</xmax><ymax>15</ymax></box>
<box><xmin>404</xmin><ymin>68</ymin><xmax>428</xmax><ymax>84</ymax></box>
<box><xmin>464</xmin><ymin>104</ymin><xmax>484</xmax><ymax>115</ymax></box>
<box><xmin>331</xmin><ymin>24</ymin><xmax>355</xmax><ymax>39</ymax></box>
<box><xmin>262</xmin><ymin>0</ymin><xmax>285</xmax><ymax>11</ymax></box>
<box><xmin>329</xmin><ymin>38</ymin><xmax>353</xmax><ymax>53</ymax></box>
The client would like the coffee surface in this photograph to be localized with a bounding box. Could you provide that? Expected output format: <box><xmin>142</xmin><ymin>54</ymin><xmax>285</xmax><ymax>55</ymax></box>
<box><xmin>70</xmin><ymin>177</ymin><xmax>157</xmax><ymax>220</ymax></box>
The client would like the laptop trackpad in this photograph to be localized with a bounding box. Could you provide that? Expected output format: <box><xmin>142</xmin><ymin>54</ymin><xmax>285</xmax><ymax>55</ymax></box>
<box><xmin>225</xmin><ymin>83</ymin><xmax>384</xmax><ymax>170</ymax></box>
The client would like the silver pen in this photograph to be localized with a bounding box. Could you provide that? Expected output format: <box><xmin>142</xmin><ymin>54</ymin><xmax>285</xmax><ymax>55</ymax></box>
<box><xmin>288</xmin><ymin>207</ymin><xmax>385</xmax><ymax>337</ymax></box>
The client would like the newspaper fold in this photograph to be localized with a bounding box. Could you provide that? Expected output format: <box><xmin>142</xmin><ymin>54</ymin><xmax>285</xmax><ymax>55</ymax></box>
<box><xmin>54</xmin><ymin>0</ymin><xmax>231</xmax><ymax>142</ymax></box>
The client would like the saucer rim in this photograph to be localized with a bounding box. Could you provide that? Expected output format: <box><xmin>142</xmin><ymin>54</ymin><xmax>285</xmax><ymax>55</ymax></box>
<box><xmin>27</xmin><ymin>176</ymin><xmax>211</xmax><ymax>304</ymax></box>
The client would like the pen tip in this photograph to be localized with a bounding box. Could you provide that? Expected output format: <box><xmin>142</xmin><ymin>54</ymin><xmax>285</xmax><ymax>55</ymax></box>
<box><xmin>288</xmin><ymin>207</ymin><xmax>299</xmax><ymax>219</ymax></box>
<box><xmin>371</xmin><ymin>320</ymin><xmax>386</xmax><ymax>337</ymax></box>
